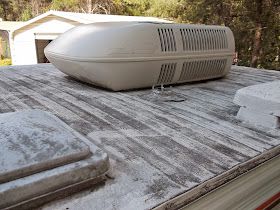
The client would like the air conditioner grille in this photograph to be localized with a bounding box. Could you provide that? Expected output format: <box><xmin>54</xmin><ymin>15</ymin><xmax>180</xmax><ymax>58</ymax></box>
<box><xmin>158</xmin><ymin>63</ymin><xmax>177</xmax><ymax>84</ymax></box>
<box><xmin>158</xmin><ymin>28</ymin><xmax>177</xmax><ymax>52</ymax></box>
<box><xmin>180</xmin><ymin>28</ymin><xmax>228</xmax><ymax>51</ymax></box>
<box><xmin>179</xmin><ymin>59</ymin><xmax>227</xmax><ymax>81</ymax></box>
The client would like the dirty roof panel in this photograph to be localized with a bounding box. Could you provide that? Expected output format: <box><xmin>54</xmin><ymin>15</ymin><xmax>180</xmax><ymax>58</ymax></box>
<box><xmin>0</xmin><ymin>64</ymin><xmax>279</xmax><ymax>209</ymax></box>
<box><xmin>0</xmin><ymin>110</ymin><xmax>90</xmax><ymax>184</ymax></box>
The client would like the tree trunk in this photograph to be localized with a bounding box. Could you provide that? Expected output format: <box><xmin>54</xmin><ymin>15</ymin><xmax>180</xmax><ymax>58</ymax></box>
<box><xmin>87</xmin><ymin>0</ymin><xmax>92</xmax><ymax>13</ymax></box>
<box><xmin>1</xmin><ymin>1</ymin><xmax>9</xmax><ymax>20</ymax></box>
<box><xmin>251</xmin><ymin>22</ymin><xmax>263</xmax><ymax>68</ymax></box>
<box><xmin>250</xmin><ymin>0</ymin><xmax>263</xmax><ymax>68</ymax></box>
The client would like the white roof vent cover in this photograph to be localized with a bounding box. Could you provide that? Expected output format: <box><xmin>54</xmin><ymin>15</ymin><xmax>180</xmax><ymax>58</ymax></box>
<box><xmin>234</xmin><ymin>81</ymin><xmax>280</xmax><ymax>128</ymax></box>
<box><xmin>45</xmin><ymin>22</ymin><xmax>235</xmax><ymax>91</ymax></box>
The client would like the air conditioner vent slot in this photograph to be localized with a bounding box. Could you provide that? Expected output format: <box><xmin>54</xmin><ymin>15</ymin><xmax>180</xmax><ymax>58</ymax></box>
<box><xmin>179</xmin><ymin>59</ymin><xmax>227</xmax><ymax>81</ymax></box>
<box><xmin>180</xmin><ymin>28</ymin><xmax>228</xmax><ymax>51</ymax></box>
<box><xmin>158</xmin><ymin>63</ymin><xmax>177</xmax><ymax>84</ymax></box>
<box><xmin>158</xmin><ymin>28</ymin><xmax>177</xmax><ymax>52</ymax></box>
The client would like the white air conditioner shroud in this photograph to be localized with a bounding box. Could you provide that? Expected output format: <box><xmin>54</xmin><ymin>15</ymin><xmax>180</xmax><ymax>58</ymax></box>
<box><xmin>45</xmin><ymin>22</ymin><xmax>235</xmax><ymax>91</ymax></box>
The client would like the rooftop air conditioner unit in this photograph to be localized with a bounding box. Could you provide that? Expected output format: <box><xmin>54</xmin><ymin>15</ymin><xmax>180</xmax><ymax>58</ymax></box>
<box><xmin>45</xmin><ymin>22</ymin><xmax>235</xmax><ymax>91</ymax></box>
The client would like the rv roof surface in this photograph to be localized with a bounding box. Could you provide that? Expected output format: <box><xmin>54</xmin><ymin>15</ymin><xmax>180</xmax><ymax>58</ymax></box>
<box><xmin>0</xmin><ymin>64</ymin><xmax>279</xmax><ymax>209</ymax></box>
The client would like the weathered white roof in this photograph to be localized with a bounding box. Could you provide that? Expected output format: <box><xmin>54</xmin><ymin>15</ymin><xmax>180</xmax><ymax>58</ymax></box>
<box><xmin>0</xmin><ymin>21</ymin><xmax>23</xmax><ymax>31</ymax></box>
<box><xmin>0</xmin><ymin>64</ymin><xmax>279</xmax><ymax>209</ymax></box>
<box><xmin>12</xmin><ymin>10</ymin><xmax>170</xmax><ymax>33</ymax></box>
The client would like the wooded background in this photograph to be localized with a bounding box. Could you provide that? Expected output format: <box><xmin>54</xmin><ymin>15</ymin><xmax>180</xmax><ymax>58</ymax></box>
<box><xmin>0</xmin><ymin>0</ymin><xmax>279</xmax><ymax>70</ymax></box>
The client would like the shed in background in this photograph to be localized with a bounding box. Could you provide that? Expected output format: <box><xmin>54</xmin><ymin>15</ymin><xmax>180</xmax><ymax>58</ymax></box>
<box><xmin>10</xmin><ymin>11</ymin><xmax>169</xmax><ymax>65</ymax></box>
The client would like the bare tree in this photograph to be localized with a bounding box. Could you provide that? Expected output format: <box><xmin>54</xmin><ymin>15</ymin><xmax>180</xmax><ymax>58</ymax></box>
<box><xmin>80</xmin><ymin>0</ymin><xmax>115</xmax><ymax>14</ymax></box>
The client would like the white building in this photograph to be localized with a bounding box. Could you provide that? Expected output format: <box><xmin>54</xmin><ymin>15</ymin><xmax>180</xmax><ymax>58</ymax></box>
<box><xmin>8</xmin><ymin>11</ymin><xmax>168</xmax><ymax>65</ymax></box>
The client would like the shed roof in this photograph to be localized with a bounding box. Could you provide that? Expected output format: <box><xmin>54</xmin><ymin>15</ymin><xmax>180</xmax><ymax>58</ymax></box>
<box><xmin>51</xmin><ymin>10</ymin><xmax>170</xmax><ymax>23</ymax></box>
<box><xmin>12</xmin><ymin>10</ymin><xmax>170</xmax><ymax>34</ymax></box>
<box><xmin>0</xmin><ymin>21</ymin><xmax>23</xmax><ymax>32</ymax></box>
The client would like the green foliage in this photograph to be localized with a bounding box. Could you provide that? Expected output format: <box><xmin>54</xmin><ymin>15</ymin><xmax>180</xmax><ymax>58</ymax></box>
<box><xmin>50</xmin><ymin>0</ymin><xmax>79</xmax><ymax>12</ymax></box>
<box><xmin>114</xmin><ymin>0</ymin><xmax>150</xmax><ymax>16</ymax></box>
<box><xmin>0</xmin><ymin>59</ymin><xmax>12</xmax><ymax>66</ymax></box>
<box><xmin>145</xmin><ymin>0</ymin><xmax>180</xmax><ymax>20</ymax></box>
<box><xmin>20</xmin><ymin>6</ymin><xmax>33</xmax><ymax>21</ymax></box>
